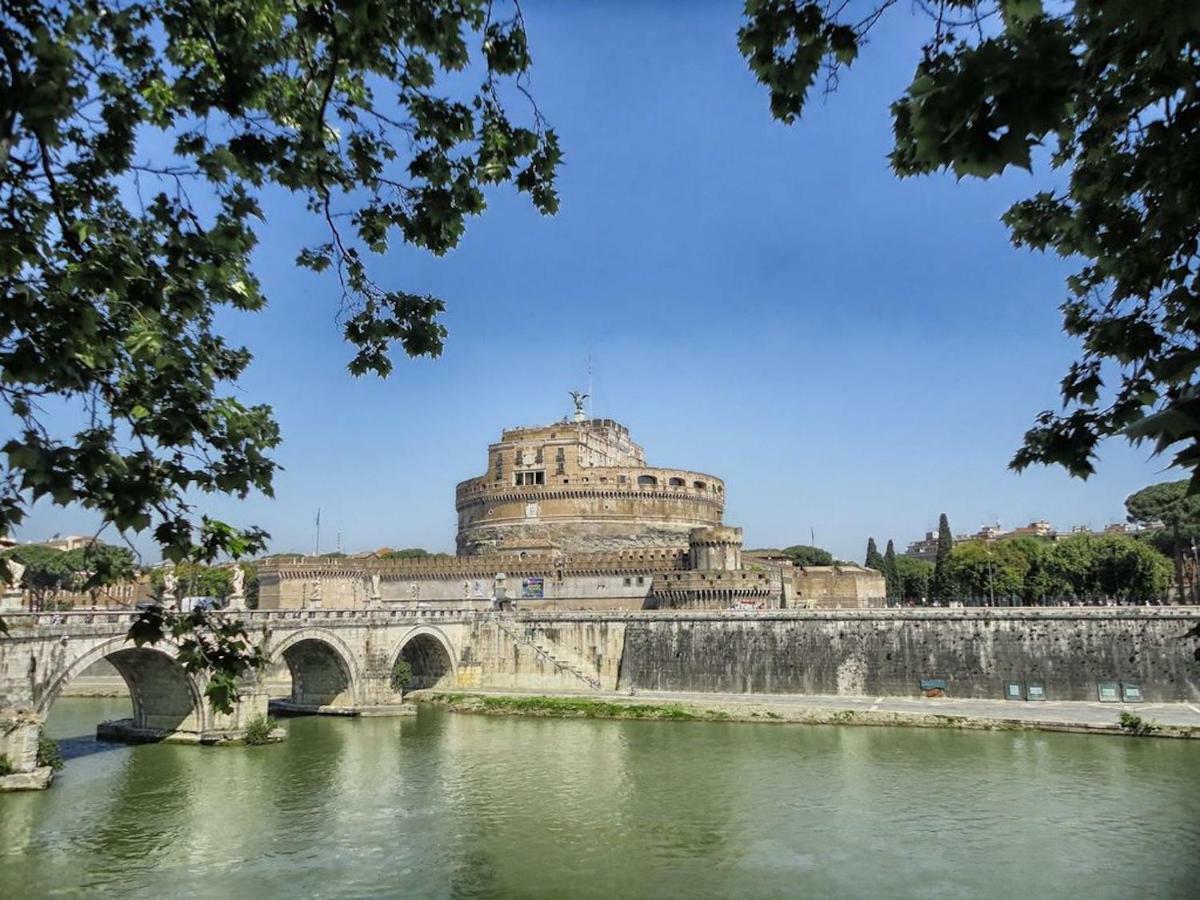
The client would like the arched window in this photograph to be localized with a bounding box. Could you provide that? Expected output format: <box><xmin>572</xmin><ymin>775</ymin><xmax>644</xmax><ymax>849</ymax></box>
<box><xmin>669</xmin><ymin>477</ymin><xmax>685</xmax><ymax>487</ymax></box>
<box><xmin>637</xmin><ymin>475</ymin><xmax>657</xmax><ymax>486</ymax></box>
<box><xmin>693</xmin><ymin>480</ymin><xmax>707</xmax><ymax>491</ymax></box>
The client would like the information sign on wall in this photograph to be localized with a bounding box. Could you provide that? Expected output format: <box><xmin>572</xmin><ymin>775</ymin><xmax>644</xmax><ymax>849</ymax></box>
<box><xmin>1026</xmin><ymin>682</ymin><xmax>1046</xmax><ymax>701</ymax></box>
<box><xmin>1097</xmin><ymin>681</ymin><xmax>1121</xmax><ymax>702</ymax></box>
<box><xmin>1121</xmin><ymin>682</ymin><xmax>1144</xmax><ymax>703</ymax></box>
<box><xmin>1004</xmin><ymin>682</ymin><xmax>1024</xmax><ymax>701</ymax></box>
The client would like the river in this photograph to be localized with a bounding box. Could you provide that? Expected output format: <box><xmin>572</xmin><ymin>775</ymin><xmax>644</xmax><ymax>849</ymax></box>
<box><xmin>1</xmin><ymin>698</ymin><xmax>1197</xmax><ymax>898</ymax></box>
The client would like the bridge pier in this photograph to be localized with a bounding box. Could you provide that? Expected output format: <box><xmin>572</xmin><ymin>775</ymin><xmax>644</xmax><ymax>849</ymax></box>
<box><xmin>0</xmin><ymin>710</ymin><xmax>49</xmax><ymax>790</ymax></box>
<box><xmin>1</xmin><ymin>635</ymin><xmax>283</xmax><ymax>792</ymax></box>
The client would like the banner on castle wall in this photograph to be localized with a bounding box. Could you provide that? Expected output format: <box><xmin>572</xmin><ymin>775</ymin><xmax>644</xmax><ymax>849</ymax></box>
<box><xmin>522</xmin><ymin>577</ymin><xmax>544</xmax><ymax>599</ymax></box>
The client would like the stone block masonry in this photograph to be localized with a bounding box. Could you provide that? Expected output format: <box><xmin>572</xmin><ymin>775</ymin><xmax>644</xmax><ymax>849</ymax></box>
<box><xmin>606</xmin><ymin>608</ymin><xmax>1200</xmax><ymax>702</ymax></box>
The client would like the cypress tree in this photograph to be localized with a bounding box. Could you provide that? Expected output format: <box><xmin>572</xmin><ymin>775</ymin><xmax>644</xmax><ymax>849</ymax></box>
<box><xmin>883</xmin><ymin>539</ymin><xmax>900</xmax><ymax>604</ymax></box>
<box><xmin>865</xmin><ymin>537</ymin><xmax>884</xmax><ymax>570</ymax></box>
<box><xmin>930</xmin><ymin>513</ymin><xmax>954</xmax><ymax>605</ymax></box>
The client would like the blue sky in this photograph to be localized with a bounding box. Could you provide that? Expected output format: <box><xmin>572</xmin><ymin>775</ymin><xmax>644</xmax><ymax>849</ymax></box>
<box><xmin>19</xmin><ymin>2</ymin><xmax>1173</xmax><ymax>563</ymax></box>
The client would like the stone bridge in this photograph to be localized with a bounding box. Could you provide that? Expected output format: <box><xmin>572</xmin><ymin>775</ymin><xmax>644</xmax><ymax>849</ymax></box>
<box><xmin>3</xmin><ymin>605</ymin><xmax>1197</xmax><ymax>788</ymax></box>
<box><xmin>0</xmin><ymin>607</ymin><xmax>623</xmax><ymax>785</ymax></box>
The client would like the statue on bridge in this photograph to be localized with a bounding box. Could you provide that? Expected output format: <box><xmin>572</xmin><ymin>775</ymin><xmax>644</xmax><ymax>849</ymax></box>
<box><xmin>162</xmin><ymin>565</ymin><xmax>178</xmax><ymax>604</ymax></box>
<box><xmin>228</xmin><ymin>565</ymin><xmax>246</xmax><ymax>610</ymax></box>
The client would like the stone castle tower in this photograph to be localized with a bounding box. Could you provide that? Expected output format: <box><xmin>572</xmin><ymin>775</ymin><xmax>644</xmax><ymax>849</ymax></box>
<box><xmin>455</xmin><ymin>417</ymin><xmax>724</xmax><ymax>555</ymax></box>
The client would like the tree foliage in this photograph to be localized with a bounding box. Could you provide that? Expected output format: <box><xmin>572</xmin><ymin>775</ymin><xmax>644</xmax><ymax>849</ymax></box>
<box><xmin>2</xmin><ymin>0</ymin><xmax>556</xmax><ymax>559</ymax></box>
<box><xmin>149</xmin><ymin>560</ymin><xmax>232</xmax><ymax>600</ymax></box>
<box><xmin>864</xmin><ymin>536</ymin><xmax>883</xmax><ymax>570</ymax></box>
<box><xmin>882</xmin><ymin>538</ymin><xmax>900</xmax><ymax>602</ymax></box>
<box><xmin>2</xmin><ymin>540</ymin><xmax>136</xmax><ymax>609</ymax></box>
<box><xmin>945</xmin><ymin>534</ymin><xmax>1171</xmax><ymax>604</ymax></box>
<box><xmin>779</xmin><ymin>544</ymin><xmax>834</xmax><ymax>567</ymax></box>
<box><xmin>894</xmin><ymin>554</ymin><xmax>933</xmax><ymax>601</ymax></box>
<box><xmin>379</xmin><ymin>547</ymin><xmax>446</xmax><ymax>560</ymax></box>
<box><xmin>930</xmin><ymin>512</ymin><xmax>955</xmax><ymax>603</ymax></box>
<box><xmin>3</xmin><ymin>544</ymin><xmax>75</xmax><ymax>609</ymax></box>
<box><xmin>391</xmin><ymin>658</ymin><xmax>413</xmax><ymax>694</ymax></box>
<box><xmin>0</xmin><ymin>0</ymin><xmax>558</xmax><ymax>697</ymax></box>
<box><xmin>741</xmin><ymin>1</ymin><xmax>1200</xmax><ymax>485</ymax></box>
<box><xmin>1126</xmin><ymin>479</ymin><xmax>1200</xmax><ymax>601</ymax></box>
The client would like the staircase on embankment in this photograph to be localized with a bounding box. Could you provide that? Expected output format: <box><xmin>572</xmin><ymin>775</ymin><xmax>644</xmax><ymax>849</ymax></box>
<box><xmin>493</xmin><ymin>616</ymin><xmax>602</xmax><ymax>691</ymax></box>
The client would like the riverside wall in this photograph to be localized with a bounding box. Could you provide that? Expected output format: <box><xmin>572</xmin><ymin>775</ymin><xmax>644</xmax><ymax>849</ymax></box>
<box><xmin>592</xmin><ymin>608</ymin><xmax>1200</xmax><ymax>702</ymax></box>
<box><xmin>51</xmin><ymin>608</ymin><xmax>1200</xmax><ymax>704</ymax></box>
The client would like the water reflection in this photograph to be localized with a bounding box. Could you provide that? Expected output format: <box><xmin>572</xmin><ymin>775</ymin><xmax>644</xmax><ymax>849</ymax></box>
<box><xmin>2</xmin><ymin>699</ymin><xmax>1198</xmax><ymax>898</ymax></box>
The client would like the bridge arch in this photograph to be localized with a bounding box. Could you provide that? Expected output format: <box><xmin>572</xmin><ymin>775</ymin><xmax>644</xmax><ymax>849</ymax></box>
<box><xmin>269</xmin><ymin>628</ymin><xmax>361</xmax><ymax>709</ymax></box>
<box><xmin>392</xmin><ymin>626</ymin><xmax>457</xmax><ymax>691</ymax></box>
<box><xmin>37</xmin><ymin>636</ymin><xmax>205</xmax><ymax>736</ymax></box>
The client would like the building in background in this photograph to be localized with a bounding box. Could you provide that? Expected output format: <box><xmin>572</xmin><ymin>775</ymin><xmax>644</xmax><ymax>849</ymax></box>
<box><xmin>905</xmin><ymin>519</ymin><xmax>1152</xmax><ymax>561</ymax></box>
<box><xmin>258</xmin><ymin>404</ymin><xmax>886</xmax><ymax>611</ymax></box>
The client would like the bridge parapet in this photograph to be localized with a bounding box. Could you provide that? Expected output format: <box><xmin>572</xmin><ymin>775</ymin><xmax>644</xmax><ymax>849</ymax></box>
<box><xmin>1</xmin><ymin>607</ymin><xmax>486</xmax><ymax>634</ymax></box>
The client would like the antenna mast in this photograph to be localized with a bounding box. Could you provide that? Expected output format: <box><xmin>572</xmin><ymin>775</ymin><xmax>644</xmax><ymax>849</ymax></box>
<box><xmin>586</xmin><ymin>343</ymin><xmax>593</xmax><ymax>419</ymax></box>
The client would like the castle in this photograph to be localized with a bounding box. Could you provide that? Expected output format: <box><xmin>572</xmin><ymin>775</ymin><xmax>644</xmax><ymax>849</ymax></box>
<box><xmin>257</xmin><ymin>402</ymin><xmax>885</xmax><ymax>610</ymax></box>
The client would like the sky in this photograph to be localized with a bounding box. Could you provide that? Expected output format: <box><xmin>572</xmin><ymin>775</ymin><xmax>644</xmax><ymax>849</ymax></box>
<box><xmin>16</xmin><ymin>2</ymin><xmax>1176</xmax><ymax>563</ymax></box>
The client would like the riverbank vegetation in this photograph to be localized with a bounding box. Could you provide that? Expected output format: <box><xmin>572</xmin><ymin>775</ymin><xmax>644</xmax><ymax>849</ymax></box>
<box><xmin>36</xmin><ymin>736</ymin><xmax>64</xmax><ymax>771</ymax></box>
<box><xmin>428</xmin><ymin>694</ymin><xmax>731</xmax><ymax>722</ymax></box>
<box><xmin>243</xmin><ymin>715</ymin><xmax>281</xmax><ymax>746</ymax></box>
<box><xmin>422</xmin><ymin>692</ymin><xmax>1198</xmax><ymax>740</ymax></box>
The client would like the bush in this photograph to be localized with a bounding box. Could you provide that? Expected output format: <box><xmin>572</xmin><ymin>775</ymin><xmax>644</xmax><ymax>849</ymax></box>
<box><xmin>1118</xmin><ymin>712</ymin><xmax>1159</xmax><ymax>736</ymax></box>
<box><xmin>391</xmin><ymin>659</ymin><xmax>413</xmax><ymax>694</ymax></box>
<box><xmin>0</xmin><ymin>754</ymin><xmax>13</xmax><ymax>776</ymax></box>
<box><xmin>36</xmin><ymin>735</ymin><xmax>64</xmax><ymax>771</ymax></box>
<box><xmin>243</xmin><ymin>715</ymin><xmax>279</xmax><ymax>745</ymax></box>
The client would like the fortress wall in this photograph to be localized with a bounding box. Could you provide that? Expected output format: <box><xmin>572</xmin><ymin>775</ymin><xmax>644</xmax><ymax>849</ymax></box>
<box><xmin>382</xmin><ymin>573</ymin><xmax>652</xmax><ymax>607</ymax></box>
<box><xmin>793</xmin><ymin>567</ymin><xmax>888</xmax><ymax>608</ymax></box>
<box><xmin>258</xmin><ymin>571</ymin><xmax>654</xmax><ymax>610</ymax></box>
<box><xmin>603</xmin><ymin>609</ymin><xmax>1200</xmax><ymax>701</ymax></box>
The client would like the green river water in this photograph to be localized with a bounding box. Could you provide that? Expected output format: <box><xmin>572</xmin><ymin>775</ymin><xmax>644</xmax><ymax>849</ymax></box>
<box><xmin>1</xmin><ymin>697</ymin><xmax>1198</xmax><ymax>898</ymax></box>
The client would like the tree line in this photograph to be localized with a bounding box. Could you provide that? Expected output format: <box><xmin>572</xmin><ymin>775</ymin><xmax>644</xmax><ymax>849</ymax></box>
<box><xmin>2</xmin><ymin>543</ymin><xmax>257</xmax><ymax>611</ymax></box>
<box><xmin>857</xmin><ymin>480</ymin><xmax>1200</xmax><ymax>606</ymax></box>
<box><xmin>1</xmin><ymin>543</ymin><xmax>135</xmax><ymax>611</ymax></box>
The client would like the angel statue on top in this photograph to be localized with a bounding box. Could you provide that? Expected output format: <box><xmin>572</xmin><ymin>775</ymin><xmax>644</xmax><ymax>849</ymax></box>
<box><xmin>569</xmin><ymin>390</ymin><xmax>589</xmax><ymax>422</ymax></box>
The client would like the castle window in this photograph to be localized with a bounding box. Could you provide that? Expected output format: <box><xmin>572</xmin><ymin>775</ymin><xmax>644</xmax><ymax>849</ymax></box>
<box><xmin>623</xmin><ymin>577</ymin><xmax>631</xmax><ymax>586</ymax></box>
<box><xmin>514</xmin><ymin>471</ymin><xmax>545</xmax><ymax>486</ymax></box>
<box><xmin>637</xmin><ymin>576</ymin><xmax>645</xmax><ymax>585</ymax></box>
<box><xmin>637</xmin><ymin>475</ymin><xmax>657</xmax><ymax>486</ymax></box>
<box><xmin>693</xmin><ymin>481</ymin><xmax>707</xmax><ymax>491</ymax></box>
<box><xmin>669</xmin><ymin>477</ymin><xmax>685</xmax><ymax>487</ymax></box>
<box><xmin>618</xmin><ymin>474</ymin><xmax>627</xmax><ymax>484</ymax></box>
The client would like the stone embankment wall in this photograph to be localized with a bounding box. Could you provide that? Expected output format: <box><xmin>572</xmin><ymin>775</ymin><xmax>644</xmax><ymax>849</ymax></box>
<box><xmin>45</xmin><ymin>609</ymin><xmax>1200</xmax><ymax>705</ymax></box>
<box><xmin>605</xmin><ymin>608</ymin><xmax>1200</xmax><ymax>701</ymax></box>
<box><xmin>455</xmin><ymin>617</ymin><xmax>628</xmax><ymax>692</ymax></box>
